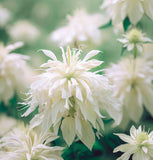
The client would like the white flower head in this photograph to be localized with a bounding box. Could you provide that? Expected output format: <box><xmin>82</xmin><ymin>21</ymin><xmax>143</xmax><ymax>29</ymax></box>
<box><xmin>101</xmin><ymin>0</ymin><xmax>153</xmax><ymax>25</ymax></box>
<box><xmin>23</xmin><ymin>47</ymin><xmax>122</xmax><ymax>150</ymax></box>
<box><xmin>105</xmin><ymin>56</ymin><xmax>153</xmax><ymax>124</ymax></box>
<box><xmin>118</xmin><ymin>29</ymin><xmax>152</xmax><ymax>52</ymax></box>
<box><xmin>0</xmin><ymin>42</ymin><xmax>33</xmax><ymax>104</ymax></box>
<box><xmin>0</xmin><ymin>114</ymin><xmax>17</xmax><ymax>137</ymax></box>
<box><xmin>50</xmin><ymin>9</ymin><xmax>104</xmax><ymax>46</ymax></box>
<box><xmin>0</xmin><ymin>5</ymin><xmax>11</xmax><ymax>27</ymax></box>
<box><xmin>114</xmin><ymin>125</ymin><xmax>153</xmax><ymax>160</ymax></box>
<box><xmin>0</xmin><ymin>124</ymin><xmax>63</xmax><ymax>160</ymax></box>
<box><xmin>9</xmin><ymin>20</ymin><xmax>40</xmax><ymax>43</ymax></box>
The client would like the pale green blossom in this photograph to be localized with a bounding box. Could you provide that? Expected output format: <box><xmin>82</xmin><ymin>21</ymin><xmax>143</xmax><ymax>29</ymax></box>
<box><xmin>118</xmin><ymin>29</ymin><xmax>152</xmax><ymax>52</ymax></box>
<box><xmin>114</xmin><ymin>125</ymin><xmax>153</xmax><ymax>160</ymax></box>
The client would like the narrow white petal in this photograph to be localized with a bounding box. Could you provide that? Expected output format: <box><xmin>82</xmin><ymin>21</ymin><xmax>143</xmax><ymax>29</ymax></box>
<box><xmin>83</xmin><ymin>50</ymin><xmax>101</xmax><ymax>61</ymax></box>
<box><xmin>40</xmin><ymin>49</ymin><xmax>57</xmax><ymax>61</ymax></box>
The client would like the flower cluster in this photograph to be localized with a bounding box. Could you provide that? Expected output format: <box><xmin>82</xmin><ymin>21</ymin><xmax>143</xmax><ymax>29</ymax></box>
<box><xmin>23</xmin><ymin>47</ymin><xmax>122</xmax><ymax>149</ymax></box>
<box><xmin>50</xmin><ymin>9</ymin><xmax>104</xmax><ymax>46</ymax></box>
<box><xmin>0</xmin><ymin>0</ymin><xmax>153</xmax><ymax>159</ymax></box>
<box><xmin>0</xmin><ymin>124</ymin><xmax>63</xmax><ymax>160</ymax></box>
<box><xmin>105</xmin><ymin>56</ymin><xmax>153</xmax><ymax>125</ymax></box>
<box><xmin>0</xmin><ymin>42</ymin><xmax>33</xmax><ymax>104</ymax></box>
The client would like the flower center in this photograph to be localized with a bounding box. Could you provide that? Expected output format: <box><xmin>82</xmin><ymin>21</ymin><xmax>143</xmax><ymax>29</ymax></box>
<box><xmin>136</xmin><ymin>132</ymin><xmax>149</xmax><ymax>144</ymax></box>
<box><xmin>128</xmin><ymin>29</ymin><xmax>141</xmax><ymax>43</ymax></box>
<box><xmin>65</xmin><ymin>74</ymin><xmax>74</xmax><ymax>80</ymax></box>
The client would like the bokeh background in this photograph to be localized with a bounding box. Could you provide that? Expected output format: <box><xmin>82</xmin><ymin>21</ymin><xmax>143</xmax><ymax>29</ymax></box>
<box><xmin>0</xmin><ymin>0</ymin><xmax>153</xmax><ymax>159</ymax></box>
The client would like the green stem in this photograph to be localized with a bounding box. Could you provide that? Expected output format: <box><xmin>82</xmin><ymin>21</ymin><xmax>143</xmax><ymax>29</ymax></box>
<box><xmin>74</xmin><ymin>40</ymin><xmax>79</xmax><ymax>49</ymax></box>
<box><xmin>133</xmin><ymin>44</ymin><xmax>137</xmax><ymax>59</ymax></box>
<box><xmin>133</xmin><ymin>44</ymin><xmax>137</xmax><ymax>73</ymax></box>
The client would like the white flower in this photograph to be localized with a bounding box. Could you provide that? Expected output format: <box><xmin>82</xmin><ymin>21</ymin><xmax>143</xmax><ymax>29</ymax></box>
<box><xmin>0</xmin><ymin>5</ymin><xmax>11</xmax><ymax>27</ymax></box>
<box><xmin>50</xmin><ymin>9</ymin><xmax>105</xmax><ymax>46</ymax></box>
<box><xmin>23</xmin><ymin>47</ymin><xmax>122</xmax><ymax>150</ymax></box>
<box><xmin>105</xmin><ymin>56</ymin><xmax>153</xmax><ymax>125</ymax></box>
<box><xmin>114</xmin><ymin>125</ymin><xmax>153</xmax><ymax>160</ymax></box>
<box><xmin>0</xmin><ymin>124</ymin><xmax>63</xmax><ymax>160</ymax></box>
<box><xmin>0</xmin><ymin>114</ymin><xmax>17</xmax><ymax>137</ymax></box>
<box><xmin>9</xmin><ymin>20</ymin><xmax>40</xmax><ymax>43</ymax></box>
<box><xmin>118</xmin><ymin>29</ymin><xmax>152</xmax><ymax>52</ymax></box>
<box><xmin>0</xmin><ymin>42</ymin><xmax>33</xmax><ymax>104</ymax></box>
<box><xmin>101</xmin><ymin>0</ymin><xmax>153</xmax><ymax>25</ymax></box>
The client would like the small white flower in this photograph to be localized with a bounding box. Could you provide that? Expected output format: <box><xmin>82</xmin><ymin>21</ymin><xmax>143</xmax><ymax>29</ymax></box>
<box><xmin>50</xmin><ymin>9</ymin><xmax>105</xmax><ymax>46</ymax></box>
<box><xmin>114</xmin><ymin>125</ymin><xmax>153</xmax><ymax>160</ymax></box>
<box><xmin>0</xmin><ymin>124</ymin><xmax>63</xmax><ymax>160</ymax></box>
<box><xmin>23</xmin><ymin>47</ymin><xmax>122</xmax><ymax>150</ymax></box>
<box><xmin>105</xmin><ymin>56</ymin><xmax>153</xmax><ymax>125</ymax></box>
<box><xmin>0</xmin><ymin>42</ymin><xmax>33</xmax><ymax>104</ymax></box>
<box><xmin>0</xmin><ymin>5</ymin><xmax>11</xmax><ymax>27</ymax></box>
<box><xmin>118</xmin><ymin>29</ymin><xmax>152</xmax><ymax>52</ymax></box>
<box><xmin>101</xmin><ymin>0</ymin><xmax>153</xmax><ymax>25</ymax></box>
<box><xmin>0</xmin><ymin>114</ymin><xmax>17</xmax><ymax>137</ymax></box>
<box><xmin>9</xmin><ymin>20</ymin><xmax>40</xmax><ymax>43</ymax></box>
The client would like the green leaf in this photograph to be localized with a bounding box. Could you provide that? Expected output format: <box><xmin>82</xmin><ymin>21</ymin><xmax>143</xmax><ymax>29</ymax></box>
<box><xmin>121</xmin><ymin>46</ymin><xmax>126</xmax><ymax>56</ymax></box>
<box><xmin>99</xmin><ymin>21</ymin><xmax>112</xmax><ymax>29</ymax></box>
<box><xmin>123</xmin><ymin>17</ymin><xmax>131</xmax><ymax>31</ymax></box>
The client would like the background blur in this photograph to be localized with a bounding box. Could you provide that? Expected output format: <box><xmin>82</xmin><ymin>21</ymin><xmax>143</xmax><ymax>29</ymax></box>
<box><xmin>0</xmin><ymin>0</ymin><xmax>153</xmax><ymax>159</ymax></box>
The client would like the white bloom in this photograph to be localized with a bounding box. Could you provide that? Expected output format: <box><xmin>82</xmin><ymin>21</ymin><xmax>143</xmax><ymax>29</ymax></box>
<box><xmin>105</xmin><ymin>56</ymin><xmax>153</xmax><ymax>124</ymax></box>
<box><xmin>114</xmin><ymin>125</ymin><xmax>153</xmax><ymax>160</ymax></box>
<box><xmin>9</xmin><ymin>20</ymin><xmax>40</xmax><ymax>43</ymax></box>
<box><xmin>50</xmin><ymin>9</ymin><xmax>105</xmax><ymax>46</ymax></box>
<box><xmin>0</xmin><ymin>124</ymin><xmax>63</xmax><ymax>160</ymax></box>
<box><xmin>0</xmin><ymin>114</ymin><xmax>17</xmax><ymax>137</ymax></box>
<box><xmin>23</xmin><ymin>47</ymin><xmax>122</xmax><ymax>150</ymax></box>
<box><xmin>101</xmin><ymin>0</ymin><xmax>153</xmax><ymax>25</ymax></box>
<box><xmin>118</xmin><ymin>29</ymin><xmax>152</xmax><ymax>52</ymax></box>
<box><xmin>0</xmin><ymin>5</ymin><xmax>11</xmax><ymax>27</ymax></box>
<box><xmin>0</xmin><ymin>42</ymin><xmax>33</xmax><ymax>104</ymax></box>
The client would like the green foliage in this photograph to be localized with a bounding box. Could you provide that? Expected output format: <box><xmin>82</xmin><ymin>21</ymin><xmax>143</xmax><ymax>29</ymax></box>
<box><xmin>123</xmin><ymin>17</ymin><xmax>131</xmax><ymax>31</ymax></box>
<box><xmin>99</xmin><ymin>21</ymin><xmax>112</xmax><ymax>30</ymax></box>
